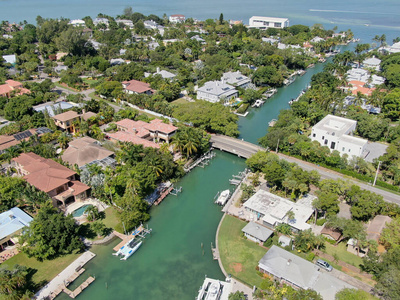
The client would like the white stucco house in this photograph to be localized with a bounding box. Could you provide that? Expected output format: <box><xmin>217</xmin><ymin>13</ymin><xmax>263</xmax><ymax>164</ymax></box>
<box><xmin>362</xmin><ymin>56</ymin><xmax>381</xmax><ymax>71</ymax></box>
<box><xmin>169</xmin><ymin>14</ymin><xmax>185</xmax><ymax>23</ymax></box>
<box><xmin>249</xmin><ymin>16</ymin><xmax>289</xmax><ymax>29</ymax></box>
<box><xmin>243</xmin><ymin>190</ymin><xmax>315</xmax><ymax>233</ymax></box>
<box><xmin>197</xmin><ymin>80</ymin><xmax>238</xmax><ymax>104</ymax></box>
<box><xmin>310</xmin><ymin>114</ymin><xmax>368</xmax><ymax>158</ymax></box>
<box><xmin>68</xmin><ymin>19</ymin><xmax>85</xmax><ymax>27</ymax></box>
<box><xmin>145</xmin><ymin>67</ymin><xmax>176</xmax><ymax>81</ymax></box>
<box><xmin>221</xmin><ymin>71</ymin><xmax>251</xmax><ymax>88</ymax></box>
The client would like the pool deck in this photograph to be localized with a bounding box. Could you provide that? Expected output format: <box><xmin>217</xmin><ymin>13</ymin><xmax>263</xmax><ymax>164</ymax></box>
<box><xmin>34</xmin><ymin>251</ymin><xmax>96</xmax><ymax>300</ymax></box>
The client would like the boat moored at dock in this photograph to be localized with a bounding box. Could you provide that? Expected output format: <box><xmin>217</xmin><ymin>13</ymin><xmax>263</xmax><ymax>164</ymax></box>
<box><xmin>215</xmin><ymin>189</ymin><xmax>230</xmax><ymax>206</ymax></box>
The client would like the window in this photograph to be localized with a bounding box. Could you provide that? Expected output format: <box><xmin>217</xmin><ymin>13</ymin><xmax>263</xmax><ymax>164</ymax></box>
<box><xmin>322</xmin><ymin>136</ymin><xmax>324</xmax><ymax>140</ymax></box>
<box><xmin>342</xmin><ymin>147</ymin><xmax>345</xmax><ymax>151</ymax></box>
<box><xmin>312</xmin><ymin>133</ymin><xmax>316</xmax><ymax>137</ymax></box>
<box><xmin>349</xmin><ymin>149</ymin><xmax>351</xmax><ymax>152</ymax></box>
<box><xmin>330</xmin><ymin>141</ymin><xmax>336</xmax><ymax>149</ymax></box>
<box><xmin>324</xmin><ymin>139</ymin><xmax>328</xmax><ymax>145</ymax></box>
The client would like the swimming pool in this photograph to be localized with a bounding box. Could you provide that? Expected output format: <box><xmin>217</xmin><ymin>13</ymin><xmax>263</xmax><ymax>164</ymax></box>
<box><xmin>71</xmin><ymin>204</ymin><xmax>93</xmax><ymax>217</ymax></box>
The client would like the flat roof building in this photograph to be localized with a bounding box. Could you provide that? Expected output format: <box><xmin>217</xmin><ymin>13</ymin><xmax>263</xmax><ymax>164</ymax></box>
<box><xmin>243</xmin><ymin>190</ymin><xmax>314</xmax><ymax>232</ymax></box>
<box><xmin>249</xmin><ymin>16</ymin><xmax>289</xmax><ymax>29</ymax></box>
<box><xmin>221</xmin><ymin>71</ymin><xmax>251</xmax><ymax>89</ymax></box>
<box><xmin>310</xmin><ymin>114</ymin><xmax>368</xmax><ymax>158</ymax></box>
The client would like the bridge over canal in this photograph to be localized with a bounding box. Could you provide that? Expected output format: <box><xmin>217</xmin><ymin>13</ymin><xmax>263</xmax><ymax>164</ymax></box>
<box><xmin>210</xmin><ymin>134</ymin><xmax>400</xmax><ymax>205</ymax></box>
<box><xmin>210</xmin><ymin>134</ymin><xmax>266</xmax><ymax>159</ymax></box>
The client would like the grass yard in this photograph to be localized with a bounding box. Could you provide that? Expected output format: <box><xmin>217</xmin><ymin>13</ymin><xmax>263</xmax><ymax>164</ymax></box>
<box><xmin>1</xmin><ymin>251</ymin><xmax>81</xmax><ymax>290</ymax></box>
<box><xmin>218</xmin><ymin>215</ymin><xmax>267</xmax><ymax>288</ymax></box>
<box><xmin>103</xmin><ymin>206</ymin><xmax>120</xmax><ymax>230</ymax></box>
<box><xmin>82</xmin><ymin>78</ymin><xmax>98</xmax><ymax>86</ymax></box>
<box><xmin>171</xmin><ymin>97</ymin><xmax>189</xmax><ymax>105</ymax></box>
<box><xmin>323</xmin><ymin>243</ymin><xmax>363</xmax><ymax>268</ymax></box>
<box><xmin>54</xmin><ymin>82</ymin><xmax>78</xmax><ymax>92</ymax></box>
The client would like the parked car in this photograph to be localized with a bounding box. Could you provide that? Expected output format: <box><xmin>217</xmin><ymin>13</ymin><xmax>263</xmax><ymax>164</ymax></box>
<box><xmin>315</xmin><ymin>259</ymin><xmax>333</xmax><ymax>272</ymax></box>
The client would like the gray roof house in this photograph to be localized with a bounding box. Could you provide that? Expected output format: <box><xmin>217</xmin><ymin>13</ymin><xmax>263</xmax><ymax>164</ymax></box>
<box><xmin>242</xmin><ymin>221</ymin><xmax>273</xmax><ymax>243</ymax></box>
<box><xmin>362</xmin><ymin>56</ymin><xmax>381</xmax><ymax>71</ymax></box>
<box><xmin>221</xmin><ymin>71</ymin><xmax>251</xmax><ymax>88</ymax></box>
<box><xmin>197</xmin><ymin>80</ymin><xmax>238</xmax><ymax>104</ymax></box>
<box><xmin>1</xmin><ymin>207</ymin><xmax>33</xmax><ymax>248</ymax></box>
<box><xmin>145</xmin><ymin>67</ymin><xmax>176</xmax><ymax>80</ymax></box>
<box><xmin>258</xmin><ymin>245</ymin><xmax>353</xmax><ymax>300</ymax></box>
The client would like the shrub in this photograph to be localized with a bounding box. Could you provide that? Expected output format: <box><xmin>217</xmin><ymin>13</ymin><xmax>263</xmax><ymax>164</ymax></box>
<box><xmin>316</xmin><ymin>218</ymin><xmax>326</xmax><ymax>226</ymax></box>
<box><xmin>264</xmin><ymin>237</ymin><xmax>273</xmax><ymax>248</ymax></box>
<box><xmin>236</xmin><ymin>103</ymin><xmax>249</xmax><ymax>114</ymax></box>
<box><xmin>306</xmin><ymin>252</ymin><xmax>315</xmax><ymax>261</ymax></box>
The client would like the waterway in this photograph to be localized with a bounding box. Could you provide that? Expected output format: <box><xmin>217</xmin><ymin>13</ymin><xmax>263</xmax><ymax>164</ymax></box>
<box><xmin>5</xmin><ymin>1</ymin><xmax>396</xmax><ymax>299</ymax></box>
<box><xmin>57</xmin><ymin>151</ymin><xmax>246</xmax><ymax>300</ymax></box>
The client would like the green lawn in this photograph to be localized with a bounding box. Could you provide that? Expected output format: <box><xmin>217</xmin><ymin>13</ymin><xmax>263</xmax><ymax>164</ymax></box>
<box><xmin>171</xmin><ymin>97</ymin><xmax>189</xmax><ymax>105</ymax></box>
<box><xmin>54</xmin><ymin>82</ymin><xmax>78</xmax><ymax>92</ymax></box>
<box><xmin>82</xmin><ymin>78</ymin><xmax>98</xmax><ymax>86</ymax></box>
<box><xmin>103</xmin><ymin>206</ymin><xmax>120</xmax><ymax>230</ymax></box>
<box><xmin>218</xmin><ymin>215</ymin><xmax>267</xmax><ymax>287</ymax></box>
<box><xmin>1</xmin><ymin>251</ymin><xmax>81</xmax><ymax>290</ymax></box>
<box><xmin>323</xmin><ymin>243</ymin><xmax>363</xmax><ymax>268</ymax></box>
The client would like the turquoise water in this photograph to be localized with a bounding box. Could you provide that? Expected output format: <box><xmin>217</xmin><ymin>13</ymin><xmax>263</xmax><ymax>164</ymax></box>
<box><xmin>3</xmin><ymin>1</ymin><xmax>397</xmax><ymax>299</ymax></box>
<box><xmin>57</xmin><ymin>151</ymin><xmax>246</xmax><ymax>300</ymax></box>
<box><xmin>1</xmin><ymin>0</ymin><xmax>399</xmax><ymax>43</ymax></box>
<box><xmin>71</xmin><ymin>204</ymin><xmax>92</xmax><ymax>217</ymax></box>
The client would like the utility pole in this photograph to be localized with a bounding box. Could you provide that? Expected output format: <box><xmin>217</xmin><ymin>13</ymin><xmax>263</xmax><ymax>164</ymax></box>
<box><xmin>373</xmin><ymin>161</ymin><xmax>382</xmax><ymax>186</ymax></box>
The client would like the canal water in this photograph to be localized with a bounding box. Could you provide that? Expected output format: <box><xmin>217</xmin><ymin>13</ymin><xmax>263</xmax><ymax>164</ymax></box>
<box><xmin>61</xmin><ymin>59</ymin><xmax>328</xmax><ymax>300</ymax></box>
<box><xmin>54</xmin><ymin>22</ymin><xmax>388</xmax><ymax>300</ymax></box>
<box><xmin>58</xmin><ymin>151</ymin><xmax>246</xmax><ymax>300</ymax></box>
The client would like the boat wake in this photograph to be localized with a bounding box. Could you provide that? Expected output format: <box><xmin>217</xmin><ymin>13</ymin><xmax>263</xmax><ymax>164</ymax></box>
<box><xmin>309</xmin><ymin>9</ymin><xmax>399</xmax><ymax>16</ymax></box>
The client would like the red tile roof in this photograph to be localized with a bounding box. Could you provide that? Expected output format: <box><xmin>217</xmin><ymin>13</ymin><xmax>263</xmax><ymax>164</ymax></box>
<box><xmin>349</xmin><ymin>80</ymin><xmax>375</xmax><ymax>96</ymax></box>
<box><xmin>5</xmin><ymin>80</ymin><xmax>22</xmax><ymax>88</ymax></box>
<box><xmin>122</xmin><ymin>79</ymin><xmax>154</xmax><ymax>94</ymax></box>
<box><xmin>107</xmin><ymin>131</ymin><xmax>160</xmax><ymax>149</ymax></box>
<box><xmin>115</xmin><ymin>119</ymin><xmax>150</xmax><ymax>138</ymax></box>
<box><xmin>12</xmin><ymin>152</ymin><xmax>79</xmax><ymax>193</ymax></box>
<box><xmin>146</xmin><ymin>119</ymin><xmax>178</xmax><ymax>134</ymax></box>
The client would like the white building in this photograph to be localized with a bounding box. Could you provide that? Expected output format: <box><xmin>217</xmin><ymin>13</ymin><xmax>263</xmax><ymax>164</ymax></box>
<box><xmin>346</xmin><ymin>68</ymin><xmax>369</xmax><ymax>83</ymax></box>
<box><xmin>362</xmin><ymin>56</ymin><xmax>381</xmax><ymax>71</ymax></box>
<box><xmin>197</xmin><ymin>81</ymin><xmax>238</xmax><ymax>104</ymax></box>
<box><xmin>310</xmin><ymin>114</ymin><xmax>367</xmax><ymax>158</ymax></box>
<box><xmin>68</xmin><ymin>19</ymin><xmax>85</xmax><ymax>27</ymax></box>
<box><xmin>243</xmin><ymin>190</ymin><xmax>315</xmax><ymax>232</ymax></box>
<box><xmin>262</xmin><ymin>37</ymin><xmax>279</xmax><ymax>44</ymax></box>
<box><xmin>116</xmin><ymin>19</ymin><xmax>134</xmax><ymax>29</ymax></box>
<box><xmin>169</xmin><ymin>14</ymin><xmax>185</xmax><ymax>23</ymax></box>
<box><xmin>221</xmin><ymin>71</ymin><xmax>251</xmax><ymax>88</ymax></box>
<box><xmin>93</xmin><ymin>18</ymin><xmax>109</xmax><ymax>27</ymax></box>
<box><xmin>379</xmin><ymin>41</ymin><xmax>400</xmax><ymax>54</ymax></box>
<box><xmin>249</xmin><ymin>16</ymin><xmax>289</xmax><ymax>29</ymax></box>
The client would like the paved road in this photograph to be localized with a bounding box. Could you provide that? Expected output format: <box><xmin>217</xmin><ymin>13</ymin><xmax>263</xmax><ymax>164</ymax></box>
<box><xmin>210</xmin><ymin>135</ymin><xmax>400</xmax><ymax>205</ymax></box>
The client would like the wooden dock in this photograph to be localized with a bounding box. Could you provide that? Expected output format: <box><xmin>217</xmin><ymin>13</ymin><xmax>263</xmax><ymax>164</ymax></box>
<box><xmin>154</xmin><ymin>186</ymin><xmax>173</xmax><ymax>206</ymax></box>
<box><xmin>63</xmin><ymin>276</ymin><xmax>95</xmax><ymax>298</ymax></box>
<box><xmin>112</xmin><ymin>231</ymin><xmax>133</xmax><ymax>252</ymax></box>
<box><xmin>211</xmin><ymin>242</ymin><xmax>219</xmax><ymax>260</ymax></box>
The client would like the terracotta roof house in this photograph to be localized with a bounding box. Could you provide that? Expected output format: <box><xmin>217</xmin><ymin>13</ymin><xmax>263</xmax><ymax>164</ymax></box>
<box><xmin>12</xmin><ymin>152</ymin><xmax>90</xmax><ymax>208</ymax></box>
<box><xmin>107</xmin><ymin>118</ymin><xmax>177</xmax><ymax>148</ymax></box>
<box><xmin>348</xmin><ymin>80</ymin><xmax>375</xmax><ymax>96</ymax></box>
<box><xmin>61</xmin><ymin>137</ymin><xmax>115</xmax><ymax>168</ymax></box>
<box><xmin>122</xmin><ymin>79</ymin><xmax>155</xmax><ymax>95</ymax></box>
<box><xmin>0</xmin><ymin>80</ymin><xmax>30</xmax><ymax>98</ymax></box>
<box><xmin>169</xmin><ymin>14</ymin><xmax>185</xmax><ymax>23</ymax></box>
<box><xmin>52</xmin><ymin>110</ymin><xmax>97</xmax><ymax>133</ymax></box>
<box><xmin>0</xmin><ymin>128</ymin><xmax>50</xmax><ymax>154</ymax></box>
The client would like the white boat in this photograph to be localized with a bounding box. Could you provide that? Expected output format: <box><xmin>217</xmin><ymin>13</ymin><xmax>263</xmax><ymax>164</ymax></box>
<box><xmin>113</xmin><ymin>238</ymin><xmax>143</xmax><ymax>260</ymax></box>
<box><xmin>252</xmin><ymin>99</ymin><xmax>265</xmax><ymax>108</ymax></box>
<box><xmin>268</xmin><ymin>119</ymin><xmax>277</xmax><ymax>127</ymax></box>
<box><xmin>215</xmin><ymin>189</ymin><xmax>230</xmax><ymax>206</ymax></box>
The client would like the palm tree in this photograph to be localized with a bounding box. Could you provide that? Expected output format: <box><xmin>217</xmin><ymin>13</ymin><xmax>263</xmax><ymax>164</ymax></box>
<box><xmin>18</xmin><ymin>140</ymin><xmax>31</xmax><ymax>153</ymax></box>
<box><xmin>2</xmin><ymin>147</ymin><xmax>22</xmax><ymax>163</ymax></box>
<box><xmin>57</xmin><ymin>132</ymin><xmax>71</xmax><ymax>149</ymax></box>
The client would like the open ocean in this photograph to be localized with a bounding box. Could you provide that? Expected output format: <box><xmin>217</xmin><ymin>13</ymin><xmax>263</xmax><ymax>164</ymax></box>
<box><xmin>0</xmin><ymin>0</ymin><xmax>399</xmax><ymax>43</ymax></box>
